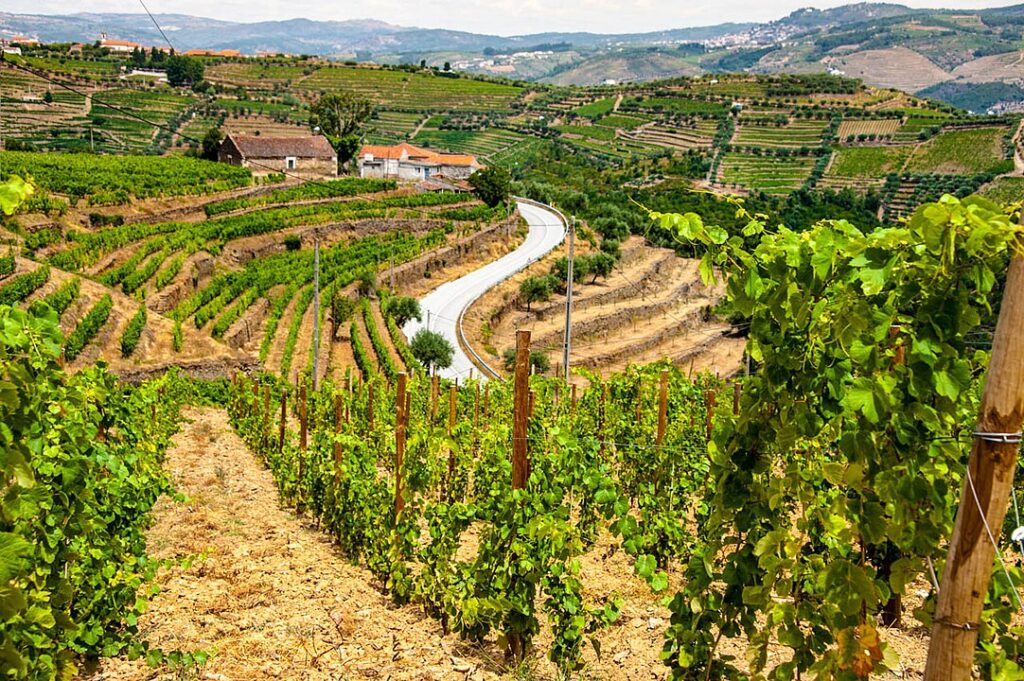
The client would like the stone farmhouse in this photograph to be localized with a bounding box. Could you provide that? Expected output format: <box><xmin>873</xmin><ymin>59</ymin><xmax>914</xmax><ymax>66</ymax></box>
<box><xmin>218</xmin><ymin>134</ymin><xmax>337</xmax><ymax>179</ymax></box>
<box><xmin>357</xmin><ymin>143</ymin><xmax>480</xmax><ymax>181</ymax></box>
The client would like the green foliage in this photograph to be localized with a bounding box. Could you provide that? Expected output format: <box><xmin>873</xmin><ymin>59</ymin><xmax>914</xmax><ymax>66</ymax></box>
<box><xmin>0</xmin><ymin>152</ymin><xmax>251</xmax><ymax>205</ymax></box>
<box><xmin>64</xmin><ymin>294</ymin><xmax>112</xmax><ymax>361</ymax></box>
<box><xmin>383</xmin><ymin>295</ymin><xmax>421</xmax><ymax>327</ymax></box>
<box><xmin>519</xmin><ymin>275</ymin><xmax>556</xmax><ymax>311</ymax></box>
<box><xmin>29</xmin><ymin>277</ymin><xmax>80</xmax><ymax>317</ymax></box>
<box><xmin>350</xmin><ymin>320</ymin><xmax>373</xmax><ymax>378</ymax></box>
<box><xmin>203</xmin><ymin>177</ymin><xmax>395</xmax><ymax>216</ymax></box>
<box><xmin>469</xmin><ymin>165</ymin><xmax>511</xmax><ymax>208</ymax></box>
<box><xmin>583</xmin><ymin>251</ymin><xmax>615</xmax><ymax>283</ymax></box>
<box><xmin>0</xmin><ymin>174</ymin><xmax>35</xmax><ymax>215</ymax></box>
<box><xmin>647</xmin><ymin>194</ymin><xmax>1023</xmax><ymax>679</ymax></box>
<box><xmin>226</xmin><ymin>365</ymin><xmax>713</xmax><ymax>673</ymax></box>
<box><xmin>0</xmin><ymin>305</ymin><xmax>180</xmax><ymax>678</ymax></box>
<box><xmin>165</xmin><ymin>54</ymin><xmax>204</xmax><ymax>87</ymax></box>
<box><xmin>385</xmin><ymin>313</ymin><xmax>423</xmax><ymax>373</ymax></box>
<box><xmin>410</xmin><ymin>328</ymin><xmax>454</xmax><ymax>373</ymax></box>
<box><xmin>331</xmin><ymin>291</ymin><xmax>357</xmax><ymax>334</ymax></box>
<box><xmin>0</xmin><ymin>265</ymin><xmax>49</xmax><ymax>306</ymax></box>
<box><xmin>362</xmin><ymin>298</ymin><xmax>398</xmax><ymax>380</ymax></box>
<box><xmin>200</xmin><ymin>127</ymin><xmax>223</xmax><ymax>161</ymax></box>
<box><xmin>120</xmin><ymin>305</ymin><xmax>147</xmax><ymax>358</ymax></box>
<box><xmin>0</xmin><ymin>252</ymin><xmax>14</xmax><ymax>278</ymax></box>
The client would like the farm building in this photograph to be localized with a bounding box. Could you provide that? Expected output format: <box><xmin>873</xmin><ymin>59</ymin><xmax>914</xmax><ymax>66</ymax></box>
<box><xmin>218</xmin><ymin>134</ymin><xmax>338</xmax><ymax>179</ymax></box>
<box><xmin>357</xmin><ymin>143</ymin><xmax>481</xmax><ymax>181</ymax></box>
<box><xmin>100</xmin><ymin>39</ymin><xmax>142</xmax><ymax>53</ymax></box>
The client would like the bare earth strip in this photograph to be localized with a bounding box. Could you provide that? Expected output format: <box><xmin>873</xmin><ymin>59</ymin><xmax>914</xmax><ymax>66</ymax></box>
<box><xmin>85</xmin><ymin>407</ymin><xmax>492</xmax><ymax>681</ymax></box>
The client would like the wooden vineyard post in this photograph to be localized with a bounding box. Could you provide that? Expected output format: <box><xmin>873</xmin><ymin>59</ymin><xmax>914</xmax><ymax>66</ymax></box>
<box><xmin>278</xmin><ymin>390</ymin><xmax>287</xmax><ymax>453</ymax></box>
<box><xmin>299</xmin><ymin>385</ymin><xmax>308</xmax><ymax>452</ymax></box>
<box><xmin>262</xmin><ymin>385</ymin><xmax>270</xmax><ymax>449</ymax></box>
<box><xmin>705</xmin><ymin>389</ymin><xmax>716</xmax><ymax>440</ymax></box>
<box><xmin>512</xmin><ymin>330</ymin><xmax>530</xmax><ymax>490</ymax></box>
<box><xmin>634</xmin><ymin>379</ymin><xmax>642</xmax><ymax>424</ymax></box>
<box><xmin>431</xmin><ymin>375</ymin><xmax>439</xmax><ymax>422</ymax></box>
<box><xmin>334</xmin><ymin>393</ymin><xmax>343</xmax><ymax>486</ymax></box>
<box><xmin>447</xmin><ymin>384</ymin><xmax>458</xmax><ymax>496</ymax></box>
<box><xmin>484</xmin><ymin>384</ymin><xmax>490</xmax><ymax>419</ymax></box>
<box><xmin>599</xmin><ymin>383</ymin><xmax>608</xmax><ymax>454</ymax></box>
<box><xmin>656</xmin><ymin>369</ymin><xmax>669</xmax><ymax>450</ymax></box>
<box><xmin>395</xmin><ymin>372</ymin><xmax>408</xmax><ymax>515</ymax></box>
<box><xmin>571</xmin><ymin>383</ymin><xmax>577</xmax><ymax>416</ymax></box>
<box><xmin>733</xmin><ymin>382</ymin><xmax>741</xmax><ymax>416</ymax></box>
<box><xmin>297</xmin><ymin>385</ymin><xmax>307</xmax><ymax>490</ymax></box>
<box><xmin>368</xmin><ymin>382</ymin><xmax>375</xmax><ymax>430</ymax></box>
<box><xmin>448</xmin><ymin>384</ymin><xmax>457</xmax><ymax>435</ymax></box>
<box><xmin>923</xmin><ymin>242</ymin><xmax>1024</xmax><ymax>681</ymax></box>
<box><xmin>474</xmin><ymin>384</ymin><xmax>480</xmax><ymax>431</ymax></box>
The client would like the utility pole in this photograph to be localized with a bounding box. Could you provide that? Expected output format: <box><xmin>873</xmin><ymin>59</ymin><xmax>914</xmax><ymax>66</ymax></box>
<box><xmin>562</xmin><ymin>216</ymin><xmax>575</xmax><ymax>382</ymax></box>
<box><xmin>923</xmin><ymin>238</ymin><xmax>1024</xmax><ymax>681</ymax></box>
<box><xmin>312</xmin><ymin>237</ymin><xmax>320</xmax><ymax>390</ymax></box>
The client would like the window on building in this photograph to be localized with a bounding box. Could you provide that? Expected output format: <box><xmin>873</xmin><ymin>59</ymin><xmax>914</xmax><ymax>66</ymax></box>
<box><xmin>286</xmin><ymin>157</ymin><xmax>297</xmax><ymax>170</ymax></box>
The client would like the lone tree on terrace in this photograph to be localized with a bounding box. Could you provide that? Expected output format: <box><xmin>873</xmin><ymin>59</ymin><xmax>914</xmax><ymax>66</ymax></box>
<box><xmin>410</xmin><ymin>329</ymin><xmax>453</xmax><ymax>375</ymax></box>
<box><xmin>469</xmin><ymin>165</ymin><xmax>511</xmax><ymax>208</ymax></box>
<box><xmin>310</xmin><ymin>91</ymin><xmax>373</xmax><ymax>166</ymax></box>
<box><xmin>385</xmin><ymin>296</ymin><xmax>422</xmax><ymax>327</ymax></box>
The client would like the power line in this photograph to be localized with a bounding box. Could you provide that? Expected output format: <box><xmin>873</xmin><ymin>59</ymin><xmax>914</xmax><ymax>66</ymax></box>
<box><xmin>137</xmin><ymin>0</ymin><xmax>176</xmax><ymax>53</ymax></box>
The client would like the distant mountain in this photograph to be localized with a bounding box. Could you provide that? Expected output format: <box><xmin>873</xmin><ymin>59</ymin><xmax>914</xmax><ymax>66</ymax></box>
<box><xmin>4</xmin><ymin>4</ymin><xmax>1024</xmax><ymax>111</ymax></box>
<box><xmin>0</xmin><ymin>11</ymin><xmax>750</xmax><ymax>55</ymax></box>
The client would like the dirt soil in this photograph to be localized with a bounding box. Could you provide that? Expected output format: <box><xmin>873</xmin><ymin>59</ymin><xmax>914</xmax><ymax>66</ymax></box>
<box><xmin>84</xmin><ymin>407</ymin><xmax>496</xmax><ymax>681</ymax></box>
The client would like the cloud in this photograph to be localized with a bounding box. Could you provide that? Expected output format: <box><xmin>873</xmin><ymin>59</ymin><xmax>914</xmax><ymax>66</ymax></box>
<box><xmin>5</xmin><ymin>0</ymin><xmax>1020</xmax><ymax>35</ymax></box>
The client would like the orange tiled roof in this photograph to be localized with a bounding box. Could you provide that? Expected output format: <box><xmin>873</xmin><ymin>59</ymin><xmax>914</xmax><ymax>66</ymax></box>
<box><xmin>101</xmin><ymin>39</ymin><xmax>141</xmax><ymax>47</ymax></box>
<box><xmin>359</xmin><ymin>142</ymin><xmax>477</xmax><ymax>167</ymax></box>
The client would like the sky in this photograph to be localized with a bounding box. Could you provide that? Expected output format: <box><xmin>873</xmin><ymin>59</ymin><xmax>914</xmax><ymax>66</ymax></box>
<box><xmin>4</xmin><ymin>0</ymin><xmax>1020</xmax><ymax>35</ymax></box>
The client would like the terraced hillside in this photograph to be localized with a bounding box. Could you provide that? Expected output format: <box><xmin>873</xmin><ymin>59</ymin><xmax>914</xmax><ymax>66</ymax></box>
<box><xmin>4</xmin><ymin>54</ymin><xmax>1020</xmax><ymax>217</ymax></box>
<box><xmin>0</xmin><ymin>153</ymin><xmax>517</xmax><ymax>380</ymax></box>
<box><xmin>463</xmin><ymin>236</ymin><xmax>745</xmax><ymax>379</ymax></box>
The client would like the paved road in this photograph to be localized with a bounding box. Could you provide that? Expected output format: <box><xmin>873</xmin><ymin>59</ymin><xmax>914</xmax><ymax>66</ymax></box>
<box><xmin>404</xmin><ymin>200</ymin><xmax>567</xmax><ymax>381</ymax></box>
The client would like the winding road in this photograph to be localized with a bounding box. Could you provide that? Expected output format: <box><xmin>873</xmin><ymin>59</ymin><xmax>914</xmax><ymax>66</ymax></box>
<box><xmin>403</xmin><ymin>199</ymin><xmax>567</xmax><ymax>381</ymax></box>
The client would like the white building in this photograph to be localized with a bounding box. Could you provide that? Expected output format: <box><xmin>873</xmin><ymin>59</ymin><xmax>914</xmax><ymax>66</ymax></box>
<box><xmin>357</xmin><ymin>143</ymin><xmax>481</xmax><ymax>181</ymax></box>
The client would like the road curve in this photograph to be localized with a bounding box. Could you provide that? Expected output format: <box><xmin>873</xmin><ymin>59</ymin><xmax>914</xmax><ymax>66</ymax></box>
<box><xmin>403</xmin><ymin>199</ymin><xmax>567</xmax><ymax>381</ymax></box>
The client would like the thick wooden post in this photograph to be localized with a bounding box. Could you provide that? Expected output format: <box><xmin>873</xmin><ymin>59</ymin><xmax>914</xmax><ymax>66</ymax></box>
<box><xmin>299</xmin><ymin>384</ymin><xmax>308</xmax><ymax>452</ymax></box>
<box><xmin>333</xmin><ymin>393</ymin><xmax>343</xmax><ymax>485</ymax></box>
<box><xmin>571</xmin><ymin>383</ymin><xmax>577</xmax><ymax>416</ymax></box>
<box><xmin>278</xmin><ymin>391</ymin><xmax>287</xmax><ymax>452</ymax></box>
<box><xmin>705</xmin><ymin>389</ymin><xmax>716</xmax><ymax>440</ymax></box>
<box><xmin>484</xmin><ymin>384</ymin><xmax>490</xmax><ymax>419</ymax></box>
<box><xmin>512</xmin><ymin>330</ymin><xmax>530</xmax><ymax>490</ymax></box>
<box><xmin>395</xmin><ymin>373</ymin><xmax>408</xmax><ymax>515</ymax></box>
<box><xmin>635</xmin><ymin>379</ymin><xmax>643</xmax><ymax>424</ymax></box>
<box><xmin>924</xmin><ymin>247</ymin><xmax>1024</xmax><ymax>681</ymax></box>
<box><xmin>474</xmin><ymin>384</ymin><xmax>480</xmax><ymax>430</ymax></box>
<box><xmin>431</xmin><ymin>374</ymin><xmax>439</xmax><ymax>421</ymax></box>
<box><xmin>262</xmin><ymin>385</ymin><xmax>270</xmax><ymax>446</ymax></box>
<box><xmin>448</xmin><ymin>384</ymin><xmax>457</xmax><ymax>435</ymax></box>
<box><xmin>656</xmin><ymin>369</ymin><xmax>669</xmax><ymax>449</ymax></box>
<box><xmin>733</xmin><ymin>382</ymin><xmax>741</xmax><ymax>416</ymax></box>
<box><xmin>368</xmin><ymin>382</ymin><xmax>375</xmax><ymax>429</ymax></box>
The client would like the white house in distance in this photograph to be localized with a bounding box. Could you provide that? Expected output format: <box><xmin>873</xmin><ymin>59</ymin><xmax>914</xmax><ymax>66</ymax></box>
<box><xmin>100</xmin><ymin>38</ymin><xmax>142</xmax><ymax>53</ymax></box>
<box><xmin>357</xmin><ymin>143</ymin><xmax>481</xmax><ymax>181</ymax></box>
